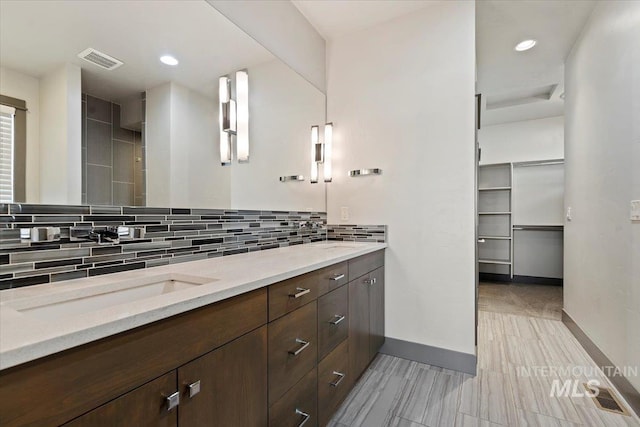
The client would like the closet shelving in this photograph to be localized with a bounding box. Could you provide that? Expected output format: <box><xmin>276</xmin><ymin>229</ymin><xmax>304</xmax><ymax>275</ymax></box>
<box><xmin>478</xmin><ymin>163</ymin><xmax>513</xmax><ymax>278</ymax></box>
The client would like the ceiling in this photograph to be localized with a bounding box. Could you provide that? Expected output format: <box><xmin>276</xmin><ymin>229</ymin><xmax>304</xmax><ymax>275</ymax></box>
<box><xmin>293</xmin><ymin>0</ymin><xmax>596</xmax><ymax>126</ymax></box>
<box><xmin>0</xmin><ymin>0</ymin><xmax>274</xmax><ymax>101</ymax></box>
<box><xmin>292</xmin><ymin>0</ymin><xmax>432</xmax><ymax>40</ymax></box>
<box><xmin>477</xmin><ymin>0</ymin><xmax>596</xmax><ymax>125</ymax></box>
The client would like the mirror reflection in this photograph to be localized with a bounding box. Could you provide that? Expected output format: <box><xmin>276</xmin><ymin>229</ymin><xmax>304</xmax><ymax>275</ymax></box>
<box><xmin>0</xmin><ymin>0</ymin><xmax>325</xmax><ymax>211</ymax></box>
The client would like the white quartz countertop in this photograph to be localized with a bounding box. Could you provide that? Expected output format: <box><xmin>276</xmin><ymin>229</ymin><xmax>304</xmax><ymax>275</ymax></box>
<box><xmin>0</xmin><ymin>241</ymin><xmax>386</xmax><ymax>370</ymax></box>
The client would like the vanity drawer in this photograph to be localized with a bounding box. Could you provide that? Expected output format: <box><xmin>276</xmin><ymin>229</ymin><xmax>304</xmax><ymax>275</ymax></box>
<box><xmin>348</xmin><ymin>250</ymin><xmax>384</xmax><ymax>281</ymax></box>
<box><xmin>269</xmin><ymin>367</ymin><xmax>318</xmax><ymax>427</ymax></box>
<box><xmin>268</xmin><ymin>302</ymin><xmax>318</xmax><ymax>405</ymax></box>
<box><xmin>0</xmin><ymin>288</ymin><xmax>267</xmax><ymax>427</ymax></box>
<box><xmin>269</xmin><ymin>262</ymin><xmax>347</xmax><ymax>321</ymax></box>
<box><xmin>317</xmin><ymin>285</ymin><xmax>348</xmax><ymax>361</ymax></box>
<box><xmin>318</xmin><ymin>340</ymin><xmax>349</xmax><ymax>427</ymax></box>
<box><xmin>318</xmin><ymin>261</ymin><xmax>348</xmax><ymax>295</ymax></box>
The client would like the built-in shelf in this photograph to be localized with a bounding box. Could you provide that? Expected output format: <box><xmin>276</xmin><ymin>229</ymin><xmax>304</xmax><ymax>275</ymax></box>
<box><xmin>478</xmin><ymin>187</ymin><xmax>511</xmax><ymax>191</ymax></box>
<box><xmin>478</xmin><ymin>163</ymin><xmax>513</xmax><ymax>278</ymax></box>
<box><xmin>479</xmin><ymin>259</ymin><xmax>512</xmax><ymax>265</ymax></box>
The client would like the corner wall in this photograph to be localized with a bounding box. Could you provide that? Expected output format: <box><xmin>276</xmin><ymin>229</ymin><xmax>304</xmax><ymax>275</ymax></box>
<box><xmin>564</xmin><ymin>0</ymin><xmax>640</xmax><ymax>395</ymax></box>
<box><xmin>39</xmin><ymin>64</ymin><xmax>81</xmax><ymax>205</ymax></box>
<box><xmin>326</xmin><ymin>1</ymin><xmax>477</xmax><ymax>358</ymax></box>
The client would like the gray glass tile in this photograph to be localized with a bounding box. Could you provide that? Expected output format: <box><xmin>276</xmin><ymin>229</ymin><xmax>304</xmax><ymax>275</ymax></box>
<box><xmin>11</xmin><ymin>248</ymin><xmax>91</xmax><ymax>263</ymax></box>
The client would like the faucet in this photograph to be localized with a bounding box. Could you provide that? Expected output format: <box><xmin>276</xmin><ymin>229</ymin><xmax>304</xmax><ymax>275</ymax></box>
<box><xmin>88</xmin><ymin>228</ymin><xmax>121</xmax><ymax>244</ymax></box>
<box><xmin>299</xmin><ymin>220</ymin><xmax>323</xmax><ymax>230</ymax></box>
<box><xmin>70</xmin><ymin>226</ymin><xmax>139</xmax><ymax>244</ymax></box>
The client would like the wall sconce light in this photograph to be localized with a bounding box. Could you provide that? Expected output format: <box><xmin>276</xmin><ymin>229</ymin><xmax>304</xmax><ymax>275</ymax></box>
<box><xmin>219</xmin><ymin>70</ymin><xmax>249</xmax><ymax>165</ymax></box>
<box><xmin>310</xmin><ymin>123</ymin><xmax>333</xmax><ymax>184</ymax></box>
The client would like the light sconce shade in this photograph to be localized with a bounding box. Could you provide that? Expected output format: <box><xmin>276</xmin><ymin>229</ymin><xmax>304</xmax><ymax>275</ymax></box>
<box><xmin>236</xmin><ymin>70</ymin><xmax>249</xmax><ymax>162</ymax></box>
<box><xmin>219</xmin><ymin>71</ymin><xmax>249</xmax><ymax>165</ymax></box>
<box><xmin>323</xmin><ymin>123</ymin><xmax>333</xmax><ymax>183</ymax></box>
<box><xmin>310</xmin><ymin>125</ymin><xmax>320</xmax><ymax>183</ymax></box>
<box><xmin>219</xmin><ymin>76</ymin><xmax>232</xmax><ymax>165</ymax></box>
<box><xmin>309</xmin><ymin>123</ymin><xmax>334</xmax><ymax>184</ymax></box>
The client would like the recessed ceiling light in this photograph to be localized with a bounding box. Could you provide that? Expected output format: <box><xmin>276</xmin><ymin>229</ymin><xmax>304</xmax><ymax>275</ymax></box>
<box><xmin>160</xmin><ymin>55</ymin><xmax>179</xmax><ymax>66</ymax></box>
<box><xmin>515</xmin><ymin>39</ymin><xmax>537</xmax><ymax>52</ymax></box>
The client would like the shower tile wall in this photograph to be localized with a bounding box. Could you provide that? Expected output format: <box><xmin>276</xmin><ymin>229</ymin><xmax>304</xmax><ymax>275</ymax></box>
<box><xmin>82</xmin><ymin>94</ymin><xmax>145</xmax><ymax>206</ymax></box>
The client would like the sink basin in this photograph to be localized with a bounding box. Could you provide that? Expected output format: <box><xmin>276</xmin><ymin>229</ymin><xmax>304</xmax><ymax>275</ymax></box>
<box><xmin>318</xmin><ymin>245</ymin><xmax>359</xmax><ymax>250</ymax></box>
<box><xmin>4</xmin><ymin>273</ymin><xmax>217</xmax><ymax>321</ymax></box>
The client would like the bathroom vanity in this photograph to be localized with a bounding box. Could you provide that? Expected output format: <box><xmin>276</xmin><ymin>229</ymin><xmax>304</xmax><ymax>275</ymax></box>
<box><xmin>0</xmin><ymin>243</ymin><xmax>385</xmax><ymax>427</ymax></box>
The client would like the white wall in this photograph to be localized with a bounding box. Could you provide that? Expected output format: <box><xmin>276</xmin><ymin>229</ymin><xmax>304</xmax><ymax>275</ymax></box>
<box><xmin>0</xmin><ymin>67</ymin><xmax>40</xmax><ymax>203</ymax></box>
<box><xmin>326</xmin><ymin>1</ymin><xmax>476</xmax><ymax>355</ymax></box>
<box><xmin>207</xmin><ymin>0</ymin><xmax>326</xmax><ymax>93</ymax></box>
<box><xmin>479</xmin><ymin>116</ymin><xmax>564</xmax><ymax>165</ymax></box>
<box><xmin>39</xmin><ymin>63</ymin><xmax>81</xmax><ymax>205</ymax></box>
<box><xmin>146</xmin><ymin>82</ymin><xmax>230</xmax><ymax>208</ymax></box>
<box><xmin>229</xmin><ymin>59</ymin><xmax>325</xmax><ymax>211</ymax></box>
<box><xmin>564</xmin><ymin>0</ymin><xmax>640</xmax><ymax>392</ymax></box>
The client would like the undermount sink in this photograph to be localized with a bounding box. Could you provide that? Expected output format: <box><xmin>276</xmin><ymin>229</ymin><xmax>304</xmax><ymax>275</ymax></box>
<box><xmin>318</xmin><ymin>244</ymin><xmax>359</xmax><ymax>250</ymax></box>
<box><xmin>3</xmin><ymin>273</ymin><xmax>218</xmax><ymax>321</ymax></box>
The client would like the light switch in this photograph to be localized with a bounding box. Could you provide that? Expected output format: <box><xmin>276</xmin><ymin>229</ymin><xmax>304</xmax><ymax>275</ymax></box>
<box><xmin>631</xmin><ymin>200</ymin><xmax>640</xmax><ymax>221</ymax></box>
<box><xmin>566</xmin><ymin>207</ymin><xmax>572</xmax><ymax>221</ymax></box>
<box><xmin>340</xmin><ymin>206</ymin><xmax>349</xmax><ymax>221</ymax></box>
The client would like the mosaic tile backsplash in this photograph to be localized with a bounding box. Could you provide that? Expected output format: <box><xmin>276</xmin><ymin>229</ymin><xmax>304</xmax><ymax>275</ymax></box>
<box><xmin>0</xmin><ymin>204</ymin><xmax>326</xmax><ymax>290</ymax></box>
<box><xmin>327</xmin><ymin>225</ymin><xmax>387</xmax><ymax>242</ymax></box>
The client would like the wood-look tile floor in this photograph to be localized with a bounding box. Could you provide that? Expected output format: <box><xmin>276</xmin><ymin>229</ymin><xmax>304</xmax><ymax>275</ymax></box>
<box><xmin>329</xmin><ymin>285</ymin><xmax>639</xmax><ymax>427</ymax></box>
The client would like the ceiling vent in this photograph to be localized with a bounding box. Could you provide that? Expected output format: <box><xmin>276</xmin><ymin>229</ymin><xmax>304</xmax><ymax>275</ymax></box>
<box><xmin>77</xmin><ymin>48</ymin><xmax>123</xmax><ymax>71</ymax></box>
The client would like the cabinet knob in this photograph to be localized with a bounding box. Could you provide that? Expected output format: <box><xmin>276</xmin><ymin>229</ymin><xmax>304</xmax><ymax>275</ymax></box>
<box><xmin>295</xmin><ymin>409</ymin><xmax>311</xmax><ymax>427</ymax></box>
<box><xmin>187</xmin><ymin>380</ymin><xmax>201</xmax><ymax>398</ymax></box>
<box><xmin>289</xmin><ymin>287</ymin><xmax>311</xmax><ymax>299</ymax></box>
<box><xmin>363</xmin><ymin>278</ymin><xmax>374</xmax><ymax>285</ymax></box>
<box><xmin>330</xmin><ymin>273</ymin><xmax>345</xmax><ymax>281</ymax></box>
<box><xmin>165</xmin><ymin>391</ymin><xmax>180</xmax><ymax>412</ymax></box>
<box><xmin>288</xmin><ymin>338</ymin><xmax>310</xmax><ymax>356</ymax></box>
<box><xmin>330</xmin><ymin>371</ymin><xmax>346</xmax><ymax>387</ymax></box>
<box><xmin>329</xmin><ymin>314</ymin><xmax>346</xmax><ymax>325</ymax></box>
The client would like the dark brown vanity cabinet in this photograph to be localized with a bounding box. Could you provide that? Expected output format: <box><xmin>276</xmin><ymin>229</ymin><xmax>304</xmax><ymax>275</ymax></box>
<box><xmin>0</xmin><ymin>250</ymin><xmax>384</xmax><ymax>427</ymax></box>
<box><xmin>348</xmin><ymin>251</ymin><xmax>386</xmax><ymax>383</ymax></box>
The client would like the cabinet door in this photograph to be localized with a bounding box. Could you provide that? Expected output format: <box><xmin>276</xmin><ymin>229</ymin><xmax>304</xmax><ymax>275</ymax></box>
<box><xmin>369</xmin><ymin>267</ymin><xmax>385</xmax><ymax>361</ymax></box>
<box><xmin>64</xmin><ymin>372</ymin><xmax>178</xmax><ymax>427</ymax></box>
<box><xmin>348</xmin><ymin>275</ymin><xmax>370</xmax><ymax>384</ymax></box>
<box><xmin>178</xmin><ymin>326</ymin><xmax>268</xmax><ymax>427</ymax></box>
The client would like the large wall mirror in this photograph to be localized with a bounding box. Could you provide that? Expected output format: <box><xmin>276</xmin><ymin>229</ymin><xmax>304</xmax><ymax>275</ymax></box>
<box><xmin>0</xmin><ymin>0</ymin><xmax>325</xmax><ymax>212</ymax></box>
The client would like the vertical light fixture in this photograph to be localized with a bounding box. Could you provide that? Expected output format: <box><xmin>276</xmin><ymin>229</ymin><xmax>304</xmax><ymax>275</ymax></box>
<box><xmin>323</xmin><ymin>122</ymin><xmax>333</xmax><ymax>182</ymax></box>
<box><xmin>219</xmin><ymin>76</ymin><xmax>232</xmax><ymax>165</ymax></box>
<box><xmin>310</xmin><ymin>125</ymin><xmax>319</xmax><ymax>183</ymax></box>
<box><xmin>236</xmin><ymin>70</ymin><xmax>249</xmax><ymax>162</ymax></box>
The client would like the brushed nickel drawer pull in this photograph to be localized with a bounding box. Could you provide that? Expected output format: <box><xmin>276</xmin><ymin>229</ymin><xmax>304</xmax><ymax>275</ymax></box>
<box><xmin>329</xmin><ymin>314</ymin><xmax>346</xmax><ymax>325</ymax></box>
<box><xmin>187</xmin><ymin>380</ymin><xmax>201</xmax><ymax>398</ymax></box>
<box><xmin>295</xmin><ymin>409</ymin><xmax>311</xmax><ymax>427</ymax></box>
<box><xmin>289</xmin><ymin>287</ymin><xmax>311</xmax><ymax>299</ymax></box>
<box><xmin>330</xmin><ymin>273</ymin><xmax>345</xmax><ymax>281</ymax></box>
<box><xmin>330</xmin><ymin>371</ymin><xmax>346</xmax><ymax>387</ymax></box>
<box><xmin>288</xmin><ymin>338</ymin><xmax>310</xmax><ymax>356</ymax></box>
<box><xmin>363</xmin><ymin>278</ymin><xmax>374</xmax><ymax>285</ymax></box>
<box><xmin>165</xmin><ymin>391</ymin><xmax>180</xmax><ymax>411</ymax></box>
